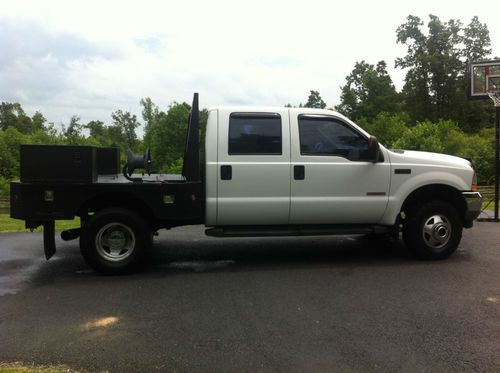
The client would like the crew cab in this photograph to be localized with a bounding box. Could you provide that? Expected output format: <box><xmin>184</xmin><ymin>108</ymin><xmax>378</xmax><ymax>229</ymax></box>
<box><xmin>10</xmin><ymin>94</ymin><xmax>482</xmax><ymax>274</ymax></box>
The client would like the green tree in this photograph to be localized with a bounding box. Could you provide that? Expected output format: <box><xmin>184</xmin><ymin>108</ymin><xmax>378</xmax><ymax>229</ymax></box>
<box><xmin>85</xmin><ymin>120</ymin><xmax>106</xmax><ymax>138</ymax></box>
<box><xmin>395</xmin><ymin>14</ymin><xmax>493</xmax><ymax>129</ymax></box>
<box><xmin>0</xmin><ymin>102</ymin><xmax>34</xmax><ymax>133</ymax></box>
<box><xmin>304</xmin><ymin>90</ymin><xmax>326</xmax><ymax>109</ymax></box>
<box><xmin>336</xmin><ymin>61</ymin><xmax>400</xmax><ymax>121</ymax></box>
<box><xmin>458</xmin><ymin>16</ymin><xmax>493</xmax><ymax>132</ymax></box>
<box><xmin>84</xmin><ymin>120</ymin><xmax>118</xmax><ymax>148</ymax></box>
<box><xmin>31</xmin><ymin>111</ymin><xmax>47</xmax><ymax>132</ymax></box>
<box><xmin>62</xmin><ymin>115</ymin><xmax>83</xmax><ymax>144</ymax></box>
<box><xmin>111</xmin><ymin>110</ymin><xmax>141</xmax><ymax>149</ymax></box>
<box><xmin>140</xmin><ymin>97</ymin><xmax>162</xmax><ymax>146</ymax></box>
<box><xmin>198</xmin><ymin>108</ymin><xmax>208</xmax><ymax>155</ymax></box>
<box><xmin>140</xmin><ymin>97</ymin><xmax>160</xmax><ymax>129</ymax></box>
<box><xmin>463</xmin><ymin>16</ymin><xmax>491</xmax><ymax>61</ymax></box>
<box><xmin>29</xmin><ymin>126</ymin><xmax>62</xmax><ymax>145</ymax></box>
<box><xmin>147</xmin><ymin>102</ymin><xmax>190</xmax><ymax>172</ymax></box>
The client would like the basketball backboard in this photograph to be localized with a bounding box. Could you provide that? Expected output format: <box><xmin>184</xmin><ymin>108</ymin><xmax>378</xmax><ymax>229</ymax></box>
<box><xmin>468</xmin><ymin>59</ymin><xmax>500</xmax><ymax>100</ymax></box>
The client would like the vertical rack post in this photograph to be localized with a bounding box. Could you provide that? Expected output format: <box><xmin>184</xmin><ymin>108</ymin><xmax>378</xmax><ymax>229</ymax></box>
<box><xmin>182</xmin><ymin>93</ymin><xmax>200</xmax><ymax>182</ymax></box>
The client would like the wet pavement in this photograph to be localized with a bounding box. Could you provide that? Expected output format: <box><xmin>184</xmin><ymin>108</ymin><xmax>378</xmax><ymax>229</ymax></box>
<box><xmin>0</xmin><ymin>223</ymin><xmax>499</xmax><ymax>372</ymax></box>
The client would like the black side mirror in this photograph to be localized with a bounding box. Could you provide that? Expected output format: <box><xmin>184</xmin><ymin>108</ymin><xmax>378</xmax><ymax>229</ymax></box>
<box><xmin>368</xmin><ymin>136</ymin><xmax>380</xmax><ymax>162</ymax></box>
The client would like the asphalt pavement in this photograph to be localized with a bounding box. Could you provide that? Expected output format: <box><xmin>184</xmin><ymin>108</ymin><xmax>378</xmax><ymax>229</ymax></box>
<box><xmin>0</xmin><ymin>222</ymin><xmax>499</xmax><ymax>372</ymax></box>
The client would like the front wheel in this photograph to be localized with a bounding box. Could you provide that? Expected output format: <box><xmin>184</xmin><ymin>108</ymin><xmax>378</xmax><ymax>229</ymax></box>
<box><xmin>80</xmin><ymin>208</ymin><xmax>151</xmax><ymax>274</ymax></box>
<box><xmin>403</xmin><ymin>201</ymin><xmax>463</xmax><ymax>260</ymax></box>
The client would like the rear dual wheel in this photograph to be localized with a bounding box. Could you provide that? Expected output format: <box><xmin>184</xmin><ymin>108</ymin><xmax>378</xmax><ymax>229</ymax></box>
<box><xmin>80</xmin><ymin>208</ymin><xmax>151</xmax><ymax>274</ymax></box>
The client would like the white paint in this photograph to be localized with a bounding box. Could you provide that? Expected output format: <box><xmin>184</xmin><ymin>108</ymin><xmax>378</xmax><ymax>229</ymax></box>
<box><xmin>205</xmin><ymin>107</ymin><xmax>475</xmax><ymax>227</ymax></box>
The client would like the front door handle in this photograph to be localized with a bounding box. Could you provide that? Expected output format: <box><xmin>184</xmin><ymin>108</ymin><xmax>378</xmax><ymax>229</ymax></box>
<box><xmin>294</xmin><ymin>165</ymin><xmax>305</xmax><ymax>180</ymax></box>
<box><xmin>221</xmin><ymin>165</ymin><xmax>232</xmax><ymax>180</ymax></box>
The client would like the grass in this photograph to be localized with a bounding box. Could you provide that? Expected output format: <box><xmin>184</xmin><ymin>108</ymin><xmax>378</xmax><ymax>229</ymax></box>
<box><xmin>478</xmin><ymin>186</ymin><xmax>499</xmax><ymax>209</ymax></box>
<box><xmin>0</xmin><ymin>363</ymin><xmax>80</xmax><ymax>373</ymax></box>
<box><xmin>0</xmin><ymin>199</ymin><xmax>9</xmax><ymax>213</ymax></box>
<box><xmin>0</xmin><ymin>214</ymin><xmax>80</xmax><ymax>233</ymax></box>
<box><xmin>482</xmin><ymin>201</ymin><xmax>497</xmax><ymax>210</ymax></box>
<box><xmin>0</xmin><ymin>368</ymin><xmax>69</xmax><ymax>373</ymax></box>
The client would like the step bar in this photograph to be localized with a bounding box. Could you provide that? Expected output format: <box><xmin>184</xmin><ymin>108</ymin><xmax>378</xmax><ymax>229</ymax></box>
<box><xmin>205</xmin><ymin>224</ymin><xmax>390</xmax><ymax>238</ymax></box>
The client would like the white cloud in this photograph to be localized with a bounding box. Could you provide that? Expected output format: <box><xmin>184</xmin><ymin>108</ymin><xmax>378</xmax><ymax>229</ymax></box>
<box><xmin>0</xmin><ymin>0</ymin><xmax>499</xmax><ymax>131</ymax></box>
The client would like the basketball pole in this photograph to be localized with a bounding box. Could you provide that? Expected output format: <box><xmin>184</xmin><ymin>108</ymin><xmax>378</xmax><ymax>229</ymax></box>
<box><xmin>470</xmin><ymin>60</ymin><xmax>500</xmax><ymax>221</ymax></box>
<box><xmin>495</xmin><ymin>106</ymin><xmax>499</xmax><ymax>220</ymax></box>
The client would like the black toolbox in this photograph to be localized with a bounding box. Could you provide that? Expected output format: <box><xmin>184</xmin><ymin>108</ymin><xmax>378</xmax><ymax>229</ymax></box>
<box><xmin>20</xmin><ymin>145</ymin><xmax>97</xmax><ymax>183</ymax></box>
<box><xmin>96</xmin><ymin>147</ymin><xmax>121</xmax><ymax>175</ymax></box>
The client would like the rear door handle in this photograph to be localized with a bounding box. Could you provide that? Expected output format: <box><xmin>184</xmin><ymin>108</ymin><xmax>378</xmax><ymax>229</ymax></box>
<box><xmin>220</xmin><ymin>165</ymin><xmax>232</xmax><ymax>180</ymax></box>
<box><xmin>294</xmin><ymin>165</ymin><xmax>305</xmax><ymax>180</ymax></box>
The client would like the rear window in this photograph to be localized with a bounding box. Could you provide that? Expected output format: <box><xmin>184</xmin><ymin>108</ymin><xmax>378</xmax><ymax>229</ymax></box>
<box><xmin>228</xmin><ymin>113</ymin><xmax>282</xmax><ymax>155</ymax></box>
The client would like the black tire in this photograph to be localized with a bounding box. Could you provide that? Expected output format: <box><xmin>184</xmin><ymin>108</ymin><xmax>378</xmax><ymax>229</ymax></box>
<box><xmin>80</xmin><ymin>208</ymin><xmax>151</xmax><ymax>274</ymax></box>
<box><xmin>403</xmin><ymin>201</ymin><xmax>462</xmax><ymax>260</ymax></box>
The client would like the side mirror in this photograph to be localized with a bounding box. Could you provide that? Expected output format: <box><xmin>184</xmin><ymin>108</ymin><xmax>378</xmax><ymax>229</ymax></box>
<box><xmin>368</xmin><ymin>136</ymin><xmax>380</xmax><ymax>162</ymax></box>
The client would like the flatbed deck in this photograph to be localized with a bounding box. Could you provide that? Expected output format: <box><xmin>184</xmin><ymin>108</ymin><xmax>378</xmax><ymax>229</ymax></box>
<box><xmin>10</xmin><ymin>175</ymin><xmax>204</xmax><ymax>229</ymax></box>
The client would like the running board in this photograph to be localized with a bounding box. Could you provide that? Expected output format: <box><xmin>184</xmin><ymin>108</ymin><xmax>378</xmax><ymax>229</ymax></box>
<box><xmin>205</xmin><ymin>225</ymin><xmax>389</xmax><ymax>238</ymax></box>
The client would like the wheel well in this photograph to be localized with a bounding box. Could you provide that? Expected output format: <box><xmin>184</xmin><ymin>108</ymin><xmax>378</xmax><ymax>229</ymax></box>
<box><xmin>77</xmin><ymin>193</ymin><xmax>154</xmax><ymax>227</ymax></box>
<box><xmin>401</xmin><ymin>184</ymin><xmax>465</xmax><ymax>219</ymax></box>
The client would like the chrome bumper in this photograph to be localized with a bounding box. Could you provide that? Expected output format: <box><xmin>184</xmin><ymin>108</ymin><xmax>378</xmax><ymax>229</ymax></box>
<box><xmin>462</xmin><ymin>192</ymin><xmax>482</xmax><ymax>228</ymax></box>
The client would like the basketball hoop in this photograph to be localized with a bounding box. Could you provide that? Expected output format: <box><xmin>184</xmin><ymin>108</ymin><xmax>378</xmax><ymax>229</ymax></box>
<box><xmin>488</xmin><ymin>75</ymin><xmax>500</xmax><ymax>107</ymax></box>
<box><xmin>488</xmin><ymin>91</ymin><xmax>500</xmax><ymax>107</ymax></box>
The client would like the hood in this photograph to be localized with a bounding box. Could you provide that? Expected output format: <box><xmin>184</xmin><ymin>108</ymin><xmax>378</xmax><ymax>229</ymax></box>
<box><xmin>387</xmin><ymin>149</ymin><xmax>472</xmax><ymax>170</ymax></box>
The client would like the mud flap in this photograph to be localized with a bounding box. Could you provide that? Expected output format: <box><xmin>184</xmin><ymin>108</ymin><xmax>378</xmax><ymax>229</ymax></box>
<box><xmin>43</xmin><ymin>221</ymin><xmax>56</xmax><ymax>260</ymax></box>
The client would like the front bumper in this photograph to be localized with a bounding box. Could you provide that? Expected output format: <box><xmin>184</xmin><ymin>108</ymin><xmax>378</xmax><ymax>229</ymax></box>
<box><xmin>462</xmin><ymin>192</ymin><xmax>482</xmax><ymax>228</ymax></box>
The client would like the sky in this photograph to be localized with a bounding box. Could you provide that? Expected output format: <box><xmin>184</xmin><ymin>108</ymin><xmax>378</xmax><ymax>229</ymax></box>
<box><xmin>1</xmin><ymin>0</ymin><xmax>499</xmax><ymax>132</ymax></box>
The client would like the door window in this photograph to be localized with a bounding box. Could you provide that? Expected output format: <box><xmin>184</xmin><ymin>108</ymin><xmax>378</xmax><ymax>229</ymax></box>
<box><xmin>298</xmin><ymin>116</ymin><xmax>368</xmax><ymax>161</ymax></box>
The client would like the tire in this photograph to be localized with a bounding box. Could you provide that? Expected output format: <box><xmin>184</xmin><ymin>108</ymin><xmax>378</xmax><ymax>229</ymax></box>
<box><xmin>80</xmin><ymin>208</ymin><xmax>151</xmax><ymax>274</ymax></box>
<box><xmin>403</xmin><ymin>201</ymin><xmax>462</xmax><ymax>260</ymax></box>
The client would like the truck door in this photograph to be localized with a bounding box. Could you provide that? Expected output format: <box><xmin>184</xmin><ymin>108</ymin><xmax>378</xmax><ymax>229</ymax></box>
<box><xmin>289</xmin><ymin>113</ymin><xmax>390</xmax><ymax>224</ymax></box>
<box><xmin>216</xmin><ymin>109</ymin><xmax>290</xmax><ymax>225</ymax></box>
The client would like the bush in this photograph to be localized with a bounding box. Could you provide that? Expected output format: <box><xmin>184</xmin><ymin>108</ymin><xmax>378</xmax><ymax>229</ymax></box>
<box><xmin>460</xmin><ymin>129</ymin><xmax>495</xmax><ymax>184</ymax></box>
<box><xmin>0</xmin><ymin>176</ymin><xmax>10</xmax><ymax>197</ymax></box>
<box><xmin>392</xmin><ymin>120</ymin><xmax>463</xmax><ymax>153</ymax></box>
<box><xmin>391</xmin><ymin>120</ymin><xmax>494</xmax><ymax>183</ymax></box>
<box><xmin>0</xmin><ymin>127</ymin><xmax>26</xmax><ymax>179</ymax></box>
<box><xmin>359</xmin><ymin>112</ymin><xmax>410</xmax><ymax>148</ymax></box>
<box><xmin>166</xmin><ymin>158</ymin><xmax>183</xmax><ymax>174</ymax></box>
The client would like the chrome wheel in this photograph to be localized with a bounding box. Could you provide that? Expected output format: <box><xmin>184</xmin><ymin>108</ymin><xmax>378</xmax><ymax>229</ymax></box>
<box><xmin>422</xmin><ymin>214</ymin><xmax>451</xmax><ymax>250</ymax></box>
<box><xmin>95</xmin><ymin>222</ymin><xmax>136</xmax><ymax>262</ymax></box>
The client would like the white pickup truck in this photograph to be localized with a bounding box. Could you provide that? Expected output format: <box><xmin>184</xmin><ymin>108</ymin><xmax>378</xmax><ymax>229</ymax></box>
<box><xmin>10</xmin><ymin>94</ymin><xmax>482</xmax><ymax>274</ymax></box>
